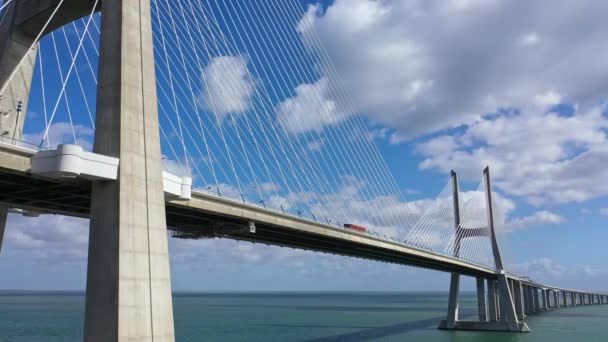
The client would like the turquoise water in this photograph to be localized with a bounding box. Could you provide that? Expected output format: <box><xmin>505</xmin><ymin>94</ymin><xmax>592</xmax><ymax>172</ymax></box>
<box><xmin>1</xmin><ymin>292</ymin><xmax>607</xmax><ymax>341</ymax></box>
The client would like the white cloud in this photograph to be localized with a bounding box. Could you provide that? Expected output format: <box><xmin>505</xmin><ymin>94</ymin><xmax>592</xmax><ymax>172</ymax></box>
<box><xmin>275</xmin><ymin>78</ymin><xmax>345</xmax><ymax>134</ymax></box>
<box><xmin>506</xmin><ymin>210</ymin><xmax>564</xmax><ymax>233</ymax></box>
<box><xmin>417</xmin><ymin>104</ymin><xmax>608</xmax><ymax>204</ymax></box>
<box><xmin>519</xmin><ymin>32</ymin><xmax>541</xmax><ymax>47</ymax></box>
<box><xmin>510</xmin><ymin>257</ymin><xmax>603</xmax><ymax>282</ymax></box>
<box><xmin>295</xmin><ymin>0</ymin><xmax>608</xmax><ymax>138</ymax></box>
<box><xmin>200</xmin><ymin>56</ymin><xmax>255</xmax><ymax>119</ymax></box>
<box><xmin>3</xmin><ymin>214</ymin><xmax>89</xmax><ymax>263</ymax></box>
<box><xmin>22</xmin><ymin>122</ymin><xmax>94</xmax><ymax>151</ymax></box>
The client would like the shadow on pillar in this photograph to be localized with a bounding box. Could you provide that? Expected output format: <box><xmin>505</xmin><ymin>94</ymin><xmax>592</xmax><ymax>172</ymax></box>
<box><xmin>438</xmin><ymin>167</ymin><xmax>530</xmax><ymax>333</ymax></box>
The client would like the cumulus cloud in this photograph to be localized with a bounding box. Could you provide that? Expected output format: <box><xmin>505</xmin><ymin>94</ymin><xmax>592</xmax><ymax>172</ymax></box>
<box><xmin>417</xmin><ymin>104</ymin><xmax>608</xmax><ymax>204</ymax></box>
<box><xmin>510</xmin><ymin>257</ymin><xmax>603</xmax><ymax>282</ymax></box>
<box><xmin>199</xmin><ymin>56</ymin><xmax>255</xmax><ymax>119</ymax></box>
<box><xmin>3</xmin><ymin>213</ymin><xmax>89</xmax><ymax>264</ymax></box>
<box><xmin>22</xmin><ymin>122</ymin><xmax>94</xmax><ymax>151</ymax></box>
<box><xmin>275</xmin><ymin>78</ymin><xmax>346</xmax><ymax>134</ymax></box>
<box><xmin>505</xmin><ymin>211</ymin><xmax>564</xmax><ymax>233</ymax></box>
<box><xmin>295</xmin><ymin>0</ymin><xmax>608</xmax><ymax>138</ymax></box>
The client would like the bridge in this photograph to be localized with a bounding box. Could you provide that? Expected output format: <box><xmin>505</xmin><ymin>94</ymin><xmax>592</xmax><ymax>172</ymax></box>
<box><xmin>0</xmin><ymin>0</ymin><xmax>605</xmax><ymax>340</ymax></box>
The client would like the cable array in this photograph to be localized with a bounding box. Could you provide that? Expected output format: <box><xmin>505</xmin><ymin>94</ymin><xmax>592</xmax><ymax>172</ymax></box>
<box><xmin>148</xmin><ymin>0</ymin><xmax>421</xmax><ymax>242</ymax></box>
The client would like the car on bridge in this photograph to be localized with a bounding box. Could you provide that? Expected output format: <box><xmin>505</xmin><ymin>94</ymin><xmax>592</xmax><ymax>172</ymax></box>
<box><xmin>344</xmin><ymin>223</ymin><xmax>368</xmax><ymax>233</ymax></box>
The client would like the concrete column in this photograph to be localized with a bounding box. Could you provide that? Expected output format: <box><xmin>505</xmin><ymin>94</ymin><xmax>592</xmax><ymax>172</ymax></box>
<box><xmin>553</xmin><ymin>291</ymin><xmax>559</xmax><ymax>308</ymax></box>
<box><xmin>514</xmin><ymin>280</ymin><xmax>525</xmax><ymax>320</ymax></box>
<box><xmin>83</xmin><ymin>0</ymin><xmax>175</xmax><ymax>341</ymax></box>
<box><xmin>524</xmin><ymin>286</ymin><xmax>532</xmax><ymax>315</ymax></box>
<box><xmin>487</xmin><ymin>279</ymin><xmax>498</xmax><ymax>321</ymax></box>
<box><xmin>0</xmin><ymin>204</ymin><xmax>7</xmax><ymax>256</ymax></box>
<box><xmin>542</xmin><ymin>290</ymin><xmax>549</xmax><ymax>310</ymax></box>
<box><xmin>570</xmin><ymin>292</ymin><xmax>575</xmax><ymax>306</ymax></box>
<box><xmin>562</xmin><ymin>292</ymin><xmax>568</xmax><ymax>307</ymax></box>
<box><xmin>445</xmin><ymin>273</ymin><xmax>460</xmax><ymax>328</ymax></box>
<box><xmin>531</xmin><ymin>288</ymin><xmax>538</xmax><ymax>311</ymax></box>
<box><xmin>476</xmin><ymin>277</ymin><xmax>487</xmax><ymax>322</ymax></box>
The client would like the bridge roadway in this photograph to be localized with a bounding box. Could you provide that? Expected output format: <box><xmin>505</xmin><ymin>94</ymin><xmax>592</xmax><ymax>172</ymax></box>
<box><xmin>1</xmin><ymin>139</ymin><xmax>608</xmax><ymax>334</ymax></box>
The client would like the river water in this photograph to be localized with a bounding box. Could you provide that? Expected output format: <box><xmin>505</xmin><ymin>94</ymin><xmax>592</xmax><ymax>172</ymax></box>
<box><xmin>1</xmin><ymin>291</ymin><xmax>606</xmax><ymax>341</ymax></box>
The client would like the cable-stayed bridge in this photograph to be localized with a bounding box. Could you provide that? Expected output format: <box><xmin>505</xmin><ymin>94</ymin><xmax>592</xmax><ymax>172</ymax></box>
<box><xmin>0</xmin><ymin>0</ymin><xmax>605</xmax><ymax>340</ymax></box>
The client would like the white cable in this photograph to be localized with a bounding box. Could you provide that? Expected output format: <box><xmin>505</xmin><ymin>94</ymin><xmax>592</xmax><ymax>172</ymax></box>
<box><xmin>40</xmin><ymin>0</ymin><xmax>99</xmax><ymax>145</ymax></box>
<box><xmin>1</xmin><ymin>0</ymin><xmax>66</xmax><ymax>96</ymax></box>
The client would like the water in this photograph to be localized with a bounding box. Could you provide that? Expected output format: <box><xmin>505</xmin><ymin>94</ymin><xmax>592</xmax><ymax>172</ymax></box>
<box><xmin>1</xmin><ymin>292</ymin><xmax>607</xmax><ymax>341</ymax></box>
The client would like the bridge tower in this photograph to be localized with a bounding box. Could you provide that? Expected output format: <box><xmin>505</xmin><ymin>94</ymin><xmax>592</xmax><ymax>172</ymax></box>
<box><xmin>0</xmin><ymin>0</ymin><xmax>175</xmax><ymax>340</ymax></box>
<box><xmin>84</xmin><ymin>0</ymin><xmax>175</xmax><ymax>341</ymax></box>
<box><xmin>439</xmin><ymin>167</ymin><xmax>530</xmax><ymax>332</ymax></box>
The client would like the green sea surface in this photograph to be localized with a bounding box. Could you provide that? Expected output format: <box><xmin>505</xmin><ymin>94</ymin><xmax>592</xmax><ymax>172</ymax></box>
<box><xmin>0</xmin><ymin>292</ymin><xmax>606</xmax><ymax>341</ymax></box>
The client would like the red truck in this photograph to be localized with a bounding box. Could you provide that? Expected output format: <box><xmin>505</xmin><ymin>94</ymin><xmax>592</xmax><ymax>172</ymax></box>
<box><xmin>344</xmin><ymin>223</ymin><xmax>368</xmax><ymax>233</ymax></box>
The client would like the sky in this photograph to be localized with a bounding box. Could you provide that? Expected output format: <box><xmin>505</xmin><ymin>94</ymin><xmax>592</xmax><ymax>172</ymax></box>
<box><xmin>1</xmin><ymin>0</ymin><xmax>608</xmax><ymax>292</ymax></box>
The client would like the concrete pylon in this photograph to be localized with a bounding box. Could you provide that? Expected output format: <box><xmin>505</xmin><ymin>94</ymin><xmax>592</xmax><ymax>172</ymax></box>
<box><xmin>444</xmin><ymin>171</ymin><xmax>461</xmax><ymax>329</ymax></box>
<box><xmin>483</xmin><ymin>167</ymin><xmax>529</xmax><ymax>332</ymax></box>
<box><xmin>83</xmin><ymin>0</ymin><xmax>175</xmax><ymax>341</ymax></box>
<box><xmin>439</xmin><ymin>167</ymin><xmax>529</xmax><ymax>332</ymax></box>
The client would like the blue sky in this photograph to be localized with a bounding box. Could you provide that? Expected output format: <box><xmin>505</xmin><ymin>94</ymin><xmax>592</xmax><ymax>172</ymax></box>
<box><xmin>1</xmin><ymin>0</ymin><xmax>608</xmax><ymax>292</ymax></box>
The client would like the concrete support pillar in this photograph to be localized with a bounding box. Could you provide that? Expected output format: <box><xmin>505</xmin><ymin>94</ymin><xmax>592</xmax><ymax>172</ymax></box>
<box><xmin>531</xmin><ymin>288</ymin><xmax>538</xmax><ymax>311</ymax></box>
<box><xmin>487</xmin><ymin>279</ymin><xmax>498</xmax><ymax>322</ymax></box>
<box><xmin>0</xmin><ymin>204</ymin><xmax>7</xmax><ymax>256</ymax></box>
<box><xmin>562</xmin><ymin>292</ymin><xmax>568</xmax><ymax>307</ymax></box>
<box><xmin>571</xmin><ymin>292</ymin><xmax>575</xmax><ymax>306</ymax></box>
<box><xmin>528</xmin><ymin>287</ymin><xmax>535</xmax><ymax>313</ymax></box>
<box><xmin>476</xmin><ymin>277</ymin><xmax>487</xmax><ymax>322</ymax></box>
<box><xmin>445</xmin><ymin>273</ymin><xmax>460</xmax><ymax>328</ymax></box>
<box><xmin>542</xmin><ymin>290</ymin><xmax>549</xmax><ymax>310</ymax></box>
<box><xmin>83</xmin><ymin>0</ymin><xmax>175</xmax><ymax>341</ymax></box>
<box><xmin>513</xmin><ymin>280</ymin><xmax>525</xmax><ymax>320</ymax></box>
<box><xmin>553</xmin><ymin>291</ymin><xmax>559</xmax><ymax>308</ymax></box>
<box><xmin>523</xmin><ymin>286</ymin><xmax>531</xmax><ymax>315</ymax></box>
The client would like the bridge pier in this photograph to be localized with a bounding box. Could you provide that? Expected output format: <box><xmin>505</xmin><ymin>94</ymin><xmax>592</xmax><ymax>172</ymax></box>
<box><xmin>513</xmin><ymin>280</ymin><xmax>525</xmax><ymax>320</ymax></box>
<box><xmin>553</xmin><ymin>290</ymin><xmax>559</xmax><ymax>308</ymax></box>
<box><xmin>525</xmin><ymin>286</ymin><xmax>534</xmax><ymax>315</ymax></box>
<box><xmin>83</xmin><ymin>0</ymin><xmax>175</xmax><ymax>341</ymax></box>
<box><xmin>476</xmin><ymin>277</ymin><xmax>488</xmax><ymax>321</ymax></box>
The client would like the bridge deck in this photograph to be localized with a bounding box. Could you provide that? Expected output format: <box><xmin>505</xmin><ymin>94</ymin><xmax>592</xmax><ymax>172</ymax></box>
<box><xmin>0</xmin><ymin>141</ymin><xmax>496</xmax><ymax>278</ymax></box>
